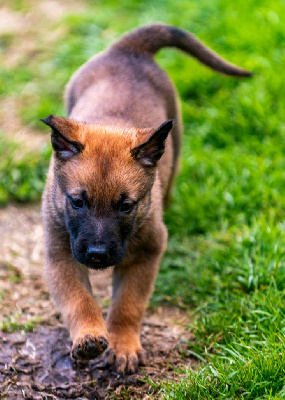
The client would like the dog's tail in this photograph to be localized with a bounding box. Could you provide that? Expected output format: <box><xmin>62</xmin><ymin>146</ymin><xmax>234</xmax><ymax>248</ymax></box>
<box><xmin>113</xmin><ymin>23</ymin><xmax>251</xmax><ymax>77</ymax></box>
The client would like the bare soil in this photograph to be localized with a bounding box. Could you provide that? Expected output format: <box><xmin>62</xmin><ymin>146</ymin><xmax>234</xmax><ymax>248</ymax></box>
<box><xmin>0</xmin><ymin>205</ymin><xmax>195</xmax><ymax>399</ymax></box>
<box><xmin>0</xmin><ymin>0</ymin><xmax>84</xmax><ymax>151</ymax></box>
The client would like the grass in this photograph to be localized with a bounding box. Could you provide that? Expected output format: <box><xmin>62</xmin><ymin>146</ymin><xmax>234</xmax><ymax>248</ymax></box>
<box><xmin>152</xmin><ymin>222</ymin><xmax>285</xmax><ymax>398</ymax></box>
<box><xmin>0</xmin><ymin>136</ymin><xmax>50</xmax><ymax>204</ymax></box>
<box><xmin>1</xmin><ymin>0</ymin><xmax>285</xmax><ymax>398</ymax></box>
<box><xmin>1</xmin><ymin>315</ymin><xmax>42</xmax><ymax>333</ymax></box>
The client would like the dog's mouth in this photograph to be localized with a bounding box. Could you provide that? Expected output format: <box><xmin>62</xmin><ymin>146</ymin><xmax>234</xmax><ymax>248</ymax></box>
<box><xmin>91</xmin><ymin>258</ymin><xmax>101</xmax><ymax>263</ymax></box>
<box><xmin>74</xmin><ymin>251</ymin><xmax>125</xmax><ymax>270</ymax></box>
<box><xmin>84</xmin><ymin>257</ymin><xmax>114</xmax><ymax>270</ymax></box>
<box><xmin>84</xmin><ymin>261</ymin><xmax>113</xmax><ymax>270</ymax></box>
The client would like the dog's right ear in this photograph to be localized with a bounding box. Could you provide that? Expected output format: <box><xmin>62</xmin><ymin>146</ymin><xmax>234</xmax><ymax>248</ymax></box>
<box><xmin>40</xmin><ymin>115</ymin><xmax>84</xmax><ymax>160</ymax></box>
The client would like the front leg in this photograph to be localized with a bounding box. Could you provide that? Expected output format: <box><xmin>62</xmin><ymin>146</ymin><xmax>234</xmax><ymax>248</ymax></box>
<box><xmin>45</xmin><ymin>252</ymin><xmax>109</xmax><ymax>361</ymax></box>
<box><xmin>104</xmin><ymin>223</ymin><xmax>167</xmax><ymax>374</ymax></box>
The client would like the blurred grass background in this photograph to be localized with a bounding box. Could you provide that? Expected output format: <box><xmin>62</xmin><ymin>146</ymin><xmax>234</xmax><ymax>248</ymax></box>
<box><xmin>1</xmin><ymin>0</ymin><xmax>285</xmax><ymax>397</ymax></box>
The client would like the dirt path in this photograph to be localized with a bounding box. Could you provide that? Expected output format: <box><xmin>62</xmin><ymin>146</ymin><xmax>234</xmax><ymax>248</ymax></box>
<box><xmin>0</xmin><ymin>205</ymin><xmax>195</xmax><ymax>399</ymax></box>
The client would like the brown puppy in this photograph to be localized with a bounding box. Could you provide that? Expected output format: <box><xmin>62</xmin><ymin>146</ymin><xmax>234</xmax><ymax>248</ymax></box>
<box><xmin>41</xmin><ymin>24</ymin><xmax>251</xmax><ymax>374</ymax></box>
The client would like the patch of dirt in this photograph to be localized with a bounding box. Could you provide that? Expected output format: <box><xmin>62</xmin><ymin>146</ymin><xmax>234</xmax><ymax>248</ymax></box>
<box><xmin>0</xmin><ymin>205</ymin><xmax>196</xmax><ymax>399</ymax></box>
<box><xmin>0</xmin><ymin>0</ymin><xmax>85</xmax><ymax>151</ymax></box>
<box><xmin>0</xmin><ymin>322</ymin><xmax>194</xmax><ymax>399</ymax></box>
<box><xmin>0</xmin><ymin>97</ymin><xmax>49</xmax><ymax>152</ymax></box>
<box><xmin>0</xmin><ymin>0</ymin><xmax>85</xmax><ymax>72</ymax></box>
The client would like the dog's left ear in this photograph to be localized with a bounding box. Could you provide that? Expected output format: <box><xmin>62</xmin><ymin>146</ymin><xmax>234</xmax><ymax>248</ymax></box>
<box><xmin>131</xmin><ymin>120</ymin><xmax>174</xmax><ymax>167</ymax></box>
<box><xmin>40</xmin><ymin>115</ymin><xmax>84</xmax><ymax>160</ymax></box>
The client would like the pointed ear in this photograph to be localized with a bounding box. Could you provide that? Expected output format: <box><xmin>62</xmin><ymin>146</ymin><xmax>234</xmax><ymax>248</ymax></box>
<box><xmin>130</xmin><ymin>120</ymin><xmax>174</xmax><ymax>167</ymax></box>
<box><xmin>40</xmin><ymin>115</ymin><xmax>84</xmax><ymax>160</ymax></box>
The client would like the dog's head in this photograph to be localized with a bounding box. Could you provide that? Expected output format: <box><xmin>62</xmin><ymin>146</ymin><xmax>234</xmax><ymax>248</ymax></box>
<box><xmin>41</xmin><ymin>115</ymin><xmax>173</xmax><ymax>269</ymax></box>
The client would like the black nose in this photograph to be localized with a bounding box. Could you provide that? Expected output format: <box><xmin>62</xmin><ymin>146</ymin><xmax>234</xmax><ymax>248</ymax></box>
<box><xmin>86</xmin><ymin>245</ymin><xmax>108</xmax><ymax>264</ymax></box>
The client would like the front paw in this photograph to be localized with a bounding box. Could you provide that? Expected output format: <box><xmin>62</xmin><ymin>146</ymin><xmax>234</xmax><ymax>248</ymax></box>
<box><xmin>72</xmin><ymin>334</ymin><xmax>109</xmax><ymax>361</ymax></box>
<box><xmin>103</xmin><ymin>333</ymin><xmax>147</xmax><ymax>374</ymax></box>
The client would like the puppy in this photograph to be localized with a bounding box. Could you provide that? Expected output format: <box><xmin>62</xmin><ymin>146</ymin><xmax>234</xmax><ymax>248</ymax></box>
<box><xmin>41</xmin><ymin>24</ymin><xmax>250</xmax><ymax>374</ymax></box>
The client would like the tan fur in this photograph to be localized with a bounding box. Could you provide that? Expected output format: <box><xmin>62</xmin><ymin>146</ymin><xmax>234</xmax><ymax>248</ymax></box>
<box><xmin>42</xmin><ymin>23</ymin><xmax>250</xmax><ymax>373</ymax></box>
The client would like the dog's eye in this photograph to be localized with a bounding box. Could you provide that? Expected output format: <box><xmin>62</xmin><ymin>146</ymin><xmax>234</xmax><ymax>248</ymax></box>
<box><xmin>120</xmin><ymin>202</ymin><xmax>134</xmax><ymax>214</ymax></box>
<box><xmin>70</xmin><ymin>197</ymin><xmax>84</xmax><ymax>209</ymax></box>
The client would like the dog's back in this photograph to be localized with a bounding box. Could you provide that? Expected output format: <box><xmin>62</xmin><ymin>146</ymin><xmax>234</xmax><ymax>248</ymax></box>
<box><xmin>65</xmin><ymin>23</ymin><xmax>250</xmax><ymax>122</ymax></box>
<box><xmin>65</xmin><ymin>23</ymin><xmax>251</xmax><ymax>198</ymax></box>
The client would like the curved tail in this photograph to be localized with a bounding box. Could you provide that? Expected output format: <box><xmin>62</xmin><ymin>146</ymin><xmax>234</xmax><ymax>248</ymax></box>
<box><xmin>113</xmin><ymin>23</ymin><xmax>251</xmax><ymax>77</ymax></box>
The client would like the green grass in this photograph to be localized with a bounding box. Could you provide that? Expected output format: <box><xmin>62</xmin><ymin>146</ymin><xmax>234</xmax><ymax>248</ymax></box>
<box><xmin>0</xmin><ymin>136</ymin><xmax>50</xmax><ymax>205</ymax></box>
<box><xmin>1</xmin><ymin>0</ymin><xmax>285</xmax><ymax>398</ymax></box>
<box><xmin>152</xmin><ymin>221</ymin><xmax>285</xmax><ymax>398</ymax></box>
<box><xmin>1</xmin><ymin>315</ymin><xmax>42</xmax><ymax>333</ymax></box>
